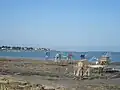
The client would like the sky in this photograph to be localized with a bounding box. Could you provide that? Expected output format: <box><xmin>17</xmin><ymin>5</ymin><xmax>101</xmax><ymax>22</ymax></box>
<box><xmin>0</xmin><ymin>0</ymin><xmax>120</xmax><ymax>51</ymax></box>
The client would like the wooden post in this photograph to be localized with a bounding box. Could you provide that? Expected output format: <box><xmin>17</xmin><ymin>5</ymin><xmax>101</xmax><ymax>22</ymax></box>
<box><xmin>83</xmin><ymin>67</ymin><xmax>91</xmax><ymax>77</ymax></box>
<box><xmin>76</xmin><ymin>67</ymin><xmax>81</xmax><ymax>76</ymax></box>
<box><xmin>80</xmin><ymin>67</ymin><xmax>84</xmax><ymax>80</ymax></box>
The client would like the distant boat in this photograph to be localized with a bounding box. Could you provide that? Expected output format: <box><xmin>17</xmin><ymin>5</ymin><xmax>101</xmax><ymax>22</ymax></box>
<box><xmin>102</xmin><ymin>52</ymin><xmax>111</xmax><ymax>57</ymax></box>
<box><xmin>89</xmin><ymin>52</ymin><xmax>112</xmax><ymax>65</ymax></box>
<box><xmin>98</xmin><ymin>52</ymin><xmax>112</xmax><ymax>65</ymax></box>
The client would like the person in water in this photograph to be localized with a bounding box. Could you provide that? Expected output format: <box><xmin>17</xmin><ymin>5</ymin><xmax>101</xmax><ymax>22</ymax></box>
<box><xmin>45</xmin><ymin>51</ymin><xmax>50</xmax><ymax>60</ymax></box>
<box><xmin>68</xmin><ymin>53</ymin><xmax>73</xmax><ymax>60</ymax></box>
<box><xmin>80</xmin><ymin>54</ymin><xmax>85</xmax><ymax>59</ymax></box>
<box><xmin>54</xmin><ymin>52</ymin><xmax>62</xmax><ymax>62</ymax></box>
<box><xmin>58</xmin><ymin>53</ymin><xmax>62</xmax><ymax>60</ymax></box>
<box><xmin>54</xmin><ymin>53</ymin><xmax>59</xmax><ymax>62</ymax></box>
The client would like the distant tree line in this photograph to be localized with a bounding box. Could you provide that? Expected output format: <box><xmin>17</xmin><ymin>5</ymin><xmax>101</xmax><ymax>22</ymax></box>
<box><xmin>0</xmin><ymin>46</ymin><xmax>34</xmax><ymax>50</ymax></box>
<box><xmin>0</xmin><ymin>46</ymin><xmax>50</xmax><ymax>51</ymax></box>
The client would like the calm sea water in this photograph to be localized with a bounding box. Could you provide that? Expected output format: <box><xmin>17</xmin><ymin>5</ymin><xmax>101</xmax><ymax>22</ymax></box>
<box><xmin>0</xmin><ymin>51</ymin><xmax>120</xmax><ymax>62</ymax></box>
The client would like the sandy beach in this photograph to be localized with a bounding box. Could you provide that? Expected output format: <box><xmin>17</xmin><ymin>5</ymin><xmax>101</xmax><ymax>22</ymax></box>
<box><xmin>0</xmin><ymin>58</ymin><xmax>120</xmax><ymax>90</ymax></box>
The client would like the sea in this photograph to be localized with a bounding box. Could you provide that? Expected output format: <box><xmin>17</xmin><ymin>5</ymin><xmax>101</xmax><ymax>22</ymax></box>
<box><xmin>0</xmin><ymin>51</ymin><xmax>120</xmax><ymax>62</ymax></box>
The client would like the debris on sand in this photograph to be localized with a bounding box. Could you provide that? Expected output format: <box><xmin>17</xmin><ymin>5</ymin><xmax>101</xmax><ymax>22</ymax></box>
<box><xmin>0</xmin><ymin>75</ymin><xmax>70</xmax><ymax>90</ymax></box>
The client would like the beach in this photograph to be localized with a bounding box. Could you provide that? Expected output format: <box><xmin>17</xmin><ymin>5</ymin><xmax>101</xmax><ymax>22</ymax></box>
<box><xmin>0</xmin><ymin>58</ymin><xmax>120</xmax><ymax>90</ymax></box>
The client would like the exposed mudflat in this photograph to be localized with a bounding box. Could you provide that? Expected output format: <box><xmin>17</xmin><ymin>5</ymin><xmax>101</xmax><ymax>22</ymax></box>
<box><xmin>0</xmin><ymin>58</ymin><xmax>120</xmax><ymax>90</ymax></box>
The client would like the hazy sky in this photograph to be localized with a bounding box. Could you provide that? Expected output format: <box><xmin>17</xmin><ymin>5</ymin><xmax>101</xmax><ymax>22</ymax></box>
<box><xmin>0</xmin><ymin>0</ymin><xmax>120</xmax><ymax>51</ymax></box>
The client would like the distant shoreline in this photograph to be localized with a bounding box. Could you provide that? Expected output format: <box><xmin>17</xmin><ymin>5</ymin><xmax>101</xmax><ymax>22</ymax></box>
<box><xmin>0</xmin><ymin>46</ymin><xmax>52</xmax><ymax>52</ymax></box>
<box><xmin>0</xmin><ymin>50</ymin><xmax>48</xmax><ymax>52</ymax></box>
<box><xmin>0</xmin><ymin>56</ymin><xmax>119</xmax><ymax>64</ymax></box>
<box><xmin>0</xmin><ymin>56</ymin><xmax>50</xmax><ymax>61</ymax></box>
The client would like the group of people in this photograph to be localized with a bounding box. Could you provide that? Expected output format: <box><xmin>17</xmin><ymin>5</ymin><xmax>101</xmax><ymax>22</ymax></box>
<box><xmin>45</xmin><ymin>51</ymin><xmax>87</xmax><ymax>62</ymax></box>
<box><xmin>45</xmin><ymin>51</ymin><xmax>73</xmax><ymax>61</ymax></box>
<box><xmin>54</xmin><ymin>53</ymin><xmax>73</xmax><ymax>61</ymax></box>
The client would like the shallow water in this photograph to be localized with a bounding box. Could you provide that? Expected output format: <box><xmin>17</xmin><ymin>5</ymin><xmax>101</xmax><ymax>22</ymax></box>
<box><xmin>0</xmin><ymin>51</ymin><xmax>120</xmax><ymax>62</ymax></box>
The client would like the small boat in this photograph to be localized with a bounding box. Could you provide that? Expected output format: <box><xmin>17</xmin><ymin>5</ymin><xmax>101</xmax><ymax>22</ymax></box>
<box><xmin>99</xmin><ymin>52</ymin><xmax>111</xmax><ymax>65</ymax></box>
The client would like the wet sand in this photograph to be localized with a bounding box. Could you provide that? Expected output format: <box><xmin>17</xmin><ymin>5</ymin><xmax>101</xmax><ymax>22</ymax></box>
<box><xmin>0</xmin><ymin>58</ymin><xmax>120</xmax><ymax>90</ymax></box>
